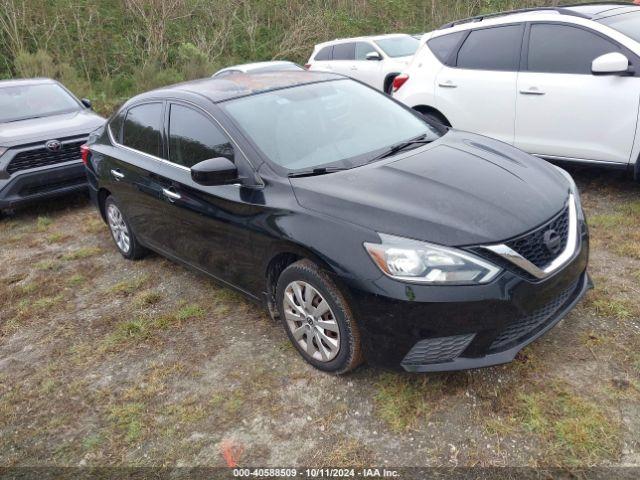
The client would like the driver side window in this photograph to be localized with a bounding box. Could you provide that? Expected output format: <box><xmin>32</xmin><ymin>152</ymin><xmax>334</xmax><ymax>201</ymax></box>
<box><xmin>527</xmin><ymin>24</ymin><xmax>620</xmax><ymax>75</ymax></box>
<box><xmin>168</xmin><ymin>104</ymin><xmax>234</xmax><ymax>168</ymax></box>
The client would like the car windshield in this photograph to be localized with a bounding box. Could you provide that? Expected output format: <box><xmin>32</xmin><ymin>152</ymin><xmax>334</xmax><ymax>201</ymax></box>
<box><xmin>0</xmin><ymin>83</ymin><xmax>81</xmax><ymax>123</ymax></box>
<box><xmin>599</xmin><ymin>11</ymin><xmax>640</xmax><ymax>43</ymax></box>
<box><xmin>374</xmin><ymin>36</ymin><xmax>420</xmax><ymax>58</ymax></box>
<box><xmin>221</xmin><ymin>79</ymin><xmax>441</xmax><ymax>172</ymax></box>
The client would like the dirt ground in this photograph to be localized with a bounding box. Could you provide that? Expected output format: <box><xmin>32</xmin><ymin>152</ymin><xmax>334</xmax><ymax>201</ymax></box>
<box><xmin>1</xmin><ymin>166</ymin><xmax>639</xmax><ymax>468</ymax></box>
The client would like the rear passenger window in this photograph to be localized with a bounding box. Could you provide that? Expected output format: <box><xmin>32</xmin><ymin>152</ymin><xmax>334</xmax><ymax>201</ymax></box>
<box><xmin>332</xmin><ymin>42</ymin><xmax>356</xmax><ymax>61</ymax></box>
<box><xmin>527</xmin><ymin>24</ymin><xmax>619</xmax><ymax>74</ymax></box>
<box><xmin>428</xmin><ymin>32</ymin><xmax>466</xmax><ymax>64</ymax></box>
<box><xmin>122</xmin><ymin>103</ymin><xmax>163</xmax><ymax>158</ymax></box>
<box><xmin>456</xmin><ymin>25</ymin><xmax>522</xmax><ymax>71</ymax></box>
<box><xmin>314</xmin><ymin>46</ymin><xmax>333</xmax><ymax>61</ymax></box>
<box><xmin>109</xmin><ymin>110</ymin><xmax>126</xmax><ymax>143</ymax></box>
<box><xmin>168</xmin><ymin>104</ymin><xmax>234</xmax><ymax>168</ymax></box>
<box><xmin>355</xmin><ymin>42</ymin><xmax>378</xmax><ymax>60</ymax></box>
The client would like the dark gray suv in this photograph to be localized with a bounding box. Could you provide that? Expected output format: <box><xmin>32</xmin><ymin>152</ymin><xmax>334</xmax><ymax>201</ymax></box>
<box><xmin>0</xmin><ymin>78</ymin><xmax>105</xmax><ymax>212</ymax></box>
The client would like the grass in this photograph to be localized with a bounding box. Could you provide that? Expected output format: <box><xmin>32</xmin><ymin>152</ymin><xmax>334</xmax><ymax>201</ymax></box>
<box><xmin>373</xmin><ymin>373</ymin><xmax>439</xmax><ymax>432</ymax></box>
<box><xmin>108</xmin><ymin>403</ymin><xmax>145</xmax><ymax>443</ymax></box>
<box><xmin>62</xmin><ymin>247</ymin><xmax>102</xmax><ymax>261</ymax></box>
<box><xmin>134</xmin><ymin>290</ymin><xmax>163</xmax><ymax>308</ymax></box>
<box><xmin>102</xmin><ymin>304</ymin><xmax>207</xmax><ymax>349</ymax></box>
<box><xmin>109</xmin><ymin>274</ymin><xmax>150</xmax><ymax>295</ymax></box>
<box><xmin>590</xmin><ymin>299</ymin><xmax>633</xmax><ymax>320</ymax></box>
<box><xmin>517</xmin><ymin>384</ymin><xmax>620</xmax><ymax>465</ymax></box>
<box><xmin>36</xmin><ymin>216</ymin><xmax>53</xmax><ymax>231</ymax></box>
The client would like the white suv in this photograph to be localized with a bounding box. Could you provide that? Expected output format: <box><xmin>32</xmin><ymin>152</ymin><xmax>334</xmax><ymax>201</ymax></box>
<box><xmin>306</xmin><ymin>34</ymin><xmax>420</xmax><ymax>93</ymax></box>
<box><xmin>393</xmin><ymin>3</ymin><xmax>640</xmax><ymax>179</ymax></box>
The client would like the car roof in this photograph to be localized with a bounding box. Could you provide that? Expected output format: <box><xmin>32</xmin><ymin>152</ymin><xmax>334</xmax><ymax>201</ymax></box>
<box><xmin>0</xmin><ymin>77</ymin><xmax>58</xmax><ymax>88</ymax></box>
<box><xmin>437</xmin><ymin>3</ymin><xmax>640</xmax><ymax>30</ymax></box>
<box><xmin>315</xmin><ymin>33</ymin><xmax>413</xmax><ymax>48</ymax></box>
<box><xmin>217</xmin><ymin>61</ymin><xmax>298</xmax><ymax>73</ymax></box>
<box><xmin>129</xmin><ymin>71</ymin><xmax>344</xmax><ymax>105</ymax></box>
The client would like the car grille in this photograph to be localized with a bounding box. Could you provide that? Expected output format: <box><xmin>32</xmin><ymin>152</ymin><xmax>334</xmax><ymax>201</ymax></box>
<box><xmin>402</xmin><ymin>333</ymin><xmax>475</xmax><ymax>366</ymax></box>
<box><xmin>7</xmin><ymin>140</ymin><xmax>85</xmax><ymax>175</ymax></box>
<box><xmin>489</xmin><ymin>279</ymin><xmax>580</xmax><ymax>352</ymax></box>
<box><xmin>505</xmin><ymin>206</ymin><xmax>570</xmax><ymax>269</ymax></box>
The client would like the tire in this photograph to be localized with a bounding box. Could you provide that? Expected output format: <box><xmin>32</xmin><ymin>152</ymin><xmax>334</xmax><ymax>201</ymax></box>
<box><xmin>104</xmin><ymin>195</ymin><xmax>147</xmax><ymax>260</ymax></box>
<box><xmin>276</xmin><ymin>259</ymin><xmax>363</xmax><ymax>374</ymax></box>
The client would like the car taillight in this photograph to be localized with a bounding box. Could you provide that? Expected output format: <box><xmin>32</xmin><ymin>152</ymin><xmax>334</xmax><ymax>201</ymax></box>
<box><xmin>304</xmin><ymin>63</ymin><xmax>311</xmax><ymax>70</ymax></box>
<box><xmin>392</xmin><ymin>74</ymin><xmax>409</xmax><ymax>92</ymax></box>
<box><xmin>80</xmin><ymin>144</ymin><xmax>91</xmax><ymax>166</ymax></box>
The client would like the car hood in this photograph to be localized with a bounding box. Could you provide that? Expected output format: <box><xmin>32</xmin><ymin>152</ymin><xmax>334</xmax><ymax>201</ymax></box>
<box><xmin>0</xmin><ymin>110</ymin><xmax>105</xmax><ymax>147</ymax></box>
<box><xmin>290</xmin><ymin>130</ymin><xmax>570</xmax><ymax>247</ymax></box>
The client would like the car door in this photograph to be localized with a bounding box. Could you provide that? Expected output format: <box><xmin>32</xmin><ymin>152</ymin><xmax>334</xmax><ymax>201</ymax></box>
<box><xmin>353</xmin><ymin>42</ymin><xmax>384</xmax><ymax>89</ymax></box>
<box><xmin>329</xmin><ymin>42</ymin><xmax>357</xmax><ymax>79</ymax></box>
<box><xmin>107</xmin><ymin>101</ymin><xmax>171</xmax><ymax>243</ymax></box>
<box><xmin>435</xmin><ymin>24</ymin><xmax>524</xmax><ymax>144</ymax></box>
<box><xmin>156</xmin><ymin>102</ymin><xmax>262</xmax><ymax>288</ymax></box>
<box><xmin>515</xmin><ymin>23</ymin><xmax>640</xmax><ymax>164</ymax></box>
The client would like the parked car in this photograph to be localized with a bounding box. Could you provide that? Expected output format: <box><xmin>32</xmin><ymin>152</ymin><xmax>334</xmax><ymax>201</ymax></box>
<box><xmin>393</xmin><ymin>3</ymin><xmax>640</xmax><ymax>180</ymax></box>
<box><xmin>84</xmin><ymin>72</ymin><xmax>590</xmax><ymax>374</ymax></box>
<box><xmin>0</xmin><ymin>78</ymin><xmax>104</xmax><ymax>213</ymax></box>
<box><xmin>306</xmin><ymin>34</ymin><xmax>420</xmax><ymax>93</ymax></box>
<box><xmin>212</xmin><ymin>61</ymin><xmax>304</xmax><ymax>78</ymax></box>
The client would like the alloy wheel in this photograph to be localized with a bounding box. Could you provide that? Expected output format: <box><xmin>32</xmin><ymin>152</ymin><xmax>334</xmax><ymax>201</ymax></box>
<box><xmin>283</xmin><ymin>281</ymin><xmax>340</xmax><ymax>362</ymax></box>
<box><xmin>107</xmin><ymin>203</ymin><xmax>131</xmax><ymax>254</ymax></box>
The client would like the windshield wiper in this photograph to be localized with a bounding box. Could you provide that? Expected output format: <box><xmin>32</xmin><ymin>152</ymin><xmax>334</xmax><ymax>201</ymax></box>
<box><xmin>288</xmin><ymin>167</ymin><xmax>349</xmax><ymax>178</ymax></box>
<box><xmin>369</xmin><ymin>134</ymin><xmax>432</xmax><ymax>162</ymax></box>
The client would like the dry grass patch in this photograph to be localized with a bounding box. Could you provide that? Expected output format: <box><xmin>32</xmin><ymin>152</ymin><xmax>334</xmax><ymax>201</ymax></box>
<box><xmin>62</xmin><ymin>246</ymin><xmax>103</xmax><ymax>261</ymax></box>
<box><xmin>109</xmin><ymin>274</ymin><xmax>150</xmax><ymax>296</ymax></box>
<box><xmin>517</xmin><ymin>384</ymin><xmax>621</xmax><ymax>466</ymax></box>
<box><xmin>373</xmin><ymin>373</ymin><xmax>444</xmax><ymax>432</ymax></box>
<box><xmin>310</xmin><ymin>438</ymin><xmax>374</xmax><ymax>468</ymax></box>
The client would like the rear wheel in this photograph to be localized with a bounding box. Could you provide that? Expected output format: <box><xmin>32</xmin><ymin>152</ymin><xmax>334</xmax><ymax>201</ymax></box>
<box><xmin>276</xmin><ymin>260</ymin><xmax>363</xmax><ymax>374</ymax></box>
<box><xmin>105</xmin><ymin>196</ymin><xmax>147</xmax><ymax>260</ymax></box>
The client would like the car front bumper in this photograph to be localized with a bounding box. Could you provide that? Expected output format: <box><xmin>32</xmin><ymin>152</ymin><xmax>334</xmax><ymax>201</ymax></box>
<box><xmin>0</xmin><ymin>161</ymin><xmax>87</xmax><ymax>210</ymax></box>
<box><xmin>343</xmin><ymin>229</ymin><xmax>590</xmax><ymax>372</ymax></box>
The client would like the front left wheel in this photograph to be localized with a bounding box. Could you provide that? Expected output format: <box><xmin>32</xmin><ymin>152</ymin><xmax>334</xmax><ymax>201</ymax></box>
<box><xmin>276</xmin><ymin>259</ymin><xmax>363</xmax><ymax>374</ymax></box>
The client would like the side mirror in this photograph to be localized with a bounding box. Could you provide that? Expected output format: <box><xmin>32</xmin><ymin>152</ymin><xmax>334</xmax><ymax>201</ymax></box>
<box><xmin>592</xmin><ymin>52</ymin><xmax>632</xmax><ymax>75</ymax></box>
<box><xmin>81</xmin><ymin>98</ymin><xmax>92</xmax><ymax>109</ymax></box>
<box><xmin>191</xmin><ymin>157</ymin><xmax>239</xmax><ymax>186</ymax></box>
<box><xmin>365</xmin><ymin>51</ymin><xmax>382</xmax><ymax>61</ymax></box>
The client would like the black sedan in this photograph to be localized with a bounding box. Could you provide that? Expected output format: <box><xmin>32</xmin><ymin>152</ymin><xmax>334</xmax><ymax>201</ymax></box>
<box><xmin>0</xmin><ymin>78</ymin><xmax>104</xmax><ymax>212</ymax></box>
<box><xmin>84</xmin><ymin>72</ymin><xmax>590</xmax><ymax>374</ymax></box>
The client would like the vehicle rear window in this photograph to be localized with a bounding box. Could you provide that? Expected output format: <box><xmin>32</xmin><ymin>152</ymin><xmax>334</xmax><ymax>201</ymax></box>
<box><xmin>374</xmin><ymin>36</ymin><xmax>420</xmax><ymax>58</ymax></box>
<box><xmin>314</xmin><ymin>46</ymin><xmax>333</xmax><ymax>61</ymax></box>
<box><xmin>108</xmin><ymin>110</ymin><xmax>125</xmax><ymax>143</ymax></box>
<box><xmin>527</xmin><ymin>24</ymin><xmax>619</xmax><ymax>74</ymax></box>
<box><xmin>599</xmin><ymin>11</ymin><xmax>640</xmax><ymax>44</ymax></box>
<box><xmin>332</xmin><ymin>43</ymin><xmax>356</xmax><ymax>61</ymax></box>
<box><xmin>168</xmin><ymin>104</ymin><xmax>233</xmax><ymax>168</ymax></box>
<box><xmin>122</xmin><ymin>103</ymin><xmax>163</xmax><ymax>158</ymax></box>
<box><xmin>427</xmin><ymin>32</ymin><xmax>466</xmax><ymax>64</ymax></box>
<box><xmin>456</xmin><ymin>25</ymin><xmax>522</xmax><ymax>71</ymax></box>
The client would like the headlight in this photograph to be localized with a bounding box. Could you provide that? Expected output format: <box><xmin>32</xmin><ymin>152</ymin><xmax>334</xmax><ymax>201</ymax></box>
<box><xmin>364</xmin><ymin>233</ymin><xmax>501</xmax><ymax>285</ymax></box>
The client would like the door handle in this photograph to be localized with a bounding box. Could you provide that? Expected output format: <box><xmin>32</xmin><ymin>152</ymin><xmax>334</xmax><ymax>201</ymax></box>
<box><xmin>162</xmin><ymin>187</ymin><xmax>181</xmax><ymax>202</ymax></box>
<box><xmin>438</xmin><ymin>81</ymin><xmax>457</xmax><ymax>88</ymax></box>
<box><xmin>110</xmin><ymin>169</ymin><xmax>124</xmax><ymax>181</ymax></box>
<box><xmin>520</xmin><ymin>87</ymin><xmax>545</xmax><ymax>96</ymax></box>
